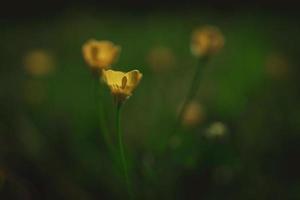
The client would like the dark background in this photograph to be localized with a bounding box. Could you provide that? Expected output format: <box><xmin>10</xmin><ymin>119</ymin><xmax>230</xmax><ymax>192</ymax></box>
<box><xmin>1</xmin><ymin>0</ymin><xmax>300</xmax><ymax>19</ymax></box>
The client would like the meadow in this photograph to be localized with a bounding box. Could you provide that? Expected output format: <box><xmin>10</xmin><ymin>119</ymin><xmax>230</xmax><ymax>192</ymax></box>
<box><xmin>1</xmin><ymin>8</ymin><xmax>300</xmax><ymax>199</ymax></box>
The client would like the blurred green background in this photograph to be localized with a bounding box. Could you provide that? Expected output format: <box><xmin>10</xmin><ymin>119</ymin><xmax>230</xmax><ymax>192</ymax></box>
<box><xmin>1</xmin><ymin>3</ymin><xmax>300</xmax><ymax>199</ymax></box>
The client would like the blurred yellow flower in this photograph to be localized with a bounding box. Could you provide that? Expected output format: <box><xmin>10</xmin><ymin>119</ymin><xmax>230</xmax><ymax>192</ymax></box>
<box><xmin>181</xmin><ymin>101</ymin><xmax>205</xmax><ymax>127</ymax></box>
<box><xmin>103</xmin><ymin>69</ymin><xmax>142</xmax><ymax>103</ymax></box>
<box><xmin>191</xmin><ymin>25</ymin><xmax>225</xmax><ymax>58</ymax></box>
<box><xmin>205</xmin><ymin>122</ymin><xmax>227</xmax><ymax>139</ymax></box>
<box><xmin>23</xmin><ymin>49</ymin><xmax>55</xmax><ymax>76</ymax></box>
<box><xmin>82</xmin><ymin>39</ymin><xmax>121</xmax><ymax>72</ymax></box>
<box><xmin>146</xmin><ymin>46</ymin><xmax>176</xmax><ymax>73</ymax></box>
<box><xmin>265</xmin><ymin>52</ymin><xmax>290</xmax><ymax>80</ymax></box>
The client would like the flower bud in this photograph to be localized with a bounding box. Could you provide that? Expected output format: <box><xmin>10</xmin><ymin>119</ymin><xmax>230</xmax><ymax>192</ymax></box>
<box><xmin>82</xmin><ymin>39</ymin><xmax>121</xmax><ymax>73</ymax></box>
<box><xmin>191</xmin><ymin>26</ymin><xmax>225</xmax><ymax>58</ymax></box>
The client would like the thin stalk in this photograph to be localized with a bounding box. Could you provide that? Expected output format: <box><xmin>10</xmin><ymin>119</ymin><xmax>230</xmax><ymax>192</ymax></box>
<box><xmin>94</xmin><ymin>78</ymin><xmax>115</xmax><ymax>154</ymax></box>
<box><xmin>172</xmin><ymin>57</ymin><xmax>209</xmax><ymax>135</ymax></box>
<box><xmin>116</xmin><ymin>103</ymin><xmax>132</xmax><ymax>199</ymax></box>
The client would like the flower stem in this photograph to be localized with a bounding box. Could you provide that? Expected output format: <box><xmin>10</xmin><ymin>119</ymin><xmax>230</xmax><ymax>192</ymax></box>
<box><xmin>116</xmin><ymin>103</ymin><xmax>132</xmax><ymax>199</ymax></box>
<box><xmin>172</xmin><ymin>57</ymin><xmax>209</xmax><ymax>135</ymax></box>
<box><xmin>94</xmin><ymin>78</ymin><xmax>115</xmax><ymax>154</ymax></box>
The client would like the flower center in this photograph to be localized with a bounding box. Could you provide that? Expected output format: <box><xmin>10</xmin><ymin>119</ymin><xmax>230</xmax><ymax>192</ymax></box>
<box><xmin>121</xmin><ymin>76</ymin><xmax>127</xmax><ymax>89</ymax></box>
<box><xmin>91</xmin><ymin>46</ymin><xmax>99</xmax><ymax>61</ymax></box>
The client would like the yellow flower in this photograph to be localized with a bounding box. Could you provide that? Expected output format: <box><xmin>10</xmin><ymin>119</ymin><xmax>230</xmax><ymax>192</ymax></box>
<box><xmin>181</xmin><ymin>101</ymin><xmax>206</xmax><ymax>127</ymax></box>
<box><xmin>82</xmin><ymin>39</ymin><xmax>121</xmax><ymax>72</ymax></box>
<box><xmin>23</xmin><ymin>49</ymin><xmax>55</xmax><ymax>77</ymax></box>
<box><xmin>265</xmin><ymin>52</ymin><xmax>290</xmax><ymax>80</ymax></box>
<box><xmin>205</xmin><ymin>122</ymin><xmax>227</xmax><ymax>139</ymax></box>
<box><xmin>146</xmin><ymin>46</ymin><xmax>176</xmax><ymax>73</ymax></box>
<box><xmin>191</xmin><ymin>26</ymin><xmax>225</xmax><ymax>58</ymax></box>
<box><xmin>103</xmin><ymin>69</ymin><xmax>143</xmax><ymax>103</ymax></box>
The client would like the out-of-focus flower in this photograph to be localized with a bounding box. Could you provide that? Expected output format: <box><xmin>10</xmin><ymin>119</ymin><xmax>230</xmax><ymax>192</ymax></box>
<box><xmin>23</xmin><ymin>49</ymin><xmax>55</xmax><ymax>76</ymax></box>
<box><xmin>103</xmin><ymin>69</ymin><xmax>142</xmax><ymax>103</ymax></box>
<box><xmin>23</xmin><ymin>79</ymin><xmax>46</xmax><ymax>105</ymax></box>
<box><xmin>265</xmin><ymin>53</ymin><xmax>290</xmax><ymax>80</ymax></box>
<box><xmin>146</xmin><ymin>46</ymin><xmax>176</xmax><ymax>73</ymax></box>
<box><xmin>82</xmin><ymin>39</ymin><xmax>121</xmax><ymax>73</ymax></box>
<box><xmin>191</xmin><ymin>25</ymin><xmax>225</xmax><ymax>58</ymax></box>
<box><xmin>205</xmin><ymin>122</ymin><xmax>227</xmax><ymax>138</ymax></box>
<box><xmin>181</xmin><ymin>101</ymin><xmax>206</xmax><ymax>127</ymax></box>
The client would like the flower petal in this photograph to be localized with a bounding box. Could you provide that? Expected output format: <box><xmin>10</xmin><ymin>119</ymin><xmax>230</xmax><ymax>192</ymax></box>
<box><xmin>103</xmin><ymin>70</ymin><xmax>126</xmax><ymax>87</ymax></box>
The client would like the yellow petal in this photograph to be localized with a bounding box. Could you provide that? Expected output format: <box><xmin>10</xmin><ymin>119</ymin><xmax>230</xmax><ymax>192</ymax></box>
<box><xmin>82</xmin><ymin>39</ymin><xmax>121</xmax><ymax>70</ymax></box>
<box><xmin>103</xmin><ymin>69</ymin><xmax>126</xmax><ymax>87</ymax></box>
<box><xmin>103</xmin><ymin>69</ymin><xmax>143</xmax><ymax>103</ymax></box>
<box><xmin>125</xmin><ymin>70</ymin><xmax>143</xmax><ymax>89</ymax></box>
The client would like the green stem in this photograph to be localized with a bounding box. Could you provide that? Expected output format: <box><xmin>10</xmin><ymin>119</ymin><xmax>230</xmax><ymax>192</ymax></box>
<box><xmin>94</xmin><ymin>79</ymin><xmax>115</xmax><ymax>154</ymax></box>
<box><xmin>116</xmin><ymin>103</ymin><xmax>132</xmax><ymax>199</ymax></box>
<box><xmin>172</xmin><ymin>57</ymin><xmax>209</xmax><ymax>135</ymax></box>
